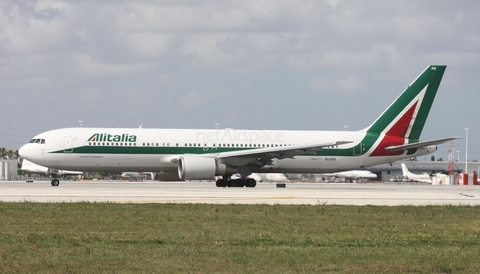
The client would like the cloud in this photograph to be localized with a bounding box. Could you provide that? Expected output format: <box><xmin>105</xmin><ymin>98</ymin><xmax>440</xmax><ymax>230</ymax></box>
<box><xmin>1</xmin><ymin>0</ymin><xmax>480</xmax><ymax>158</ymax></box>
<box><xmin>0</xmin><ymin>0</ymin><xmax>74</xmax><ymax>54</ymax></box>
<box><xmin>71</xmin><ymin>54</ymin><xmax>154</xmax><ymax>76</ymax></box>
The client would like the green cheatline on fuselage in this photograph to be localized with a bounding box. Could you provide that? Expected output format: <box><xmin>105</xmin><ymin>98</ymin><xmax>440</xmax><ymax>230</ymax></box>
<box><xmin>51</xmin><ymin>141</ymin><xmax>370</xmax><ymax>157</ymax></box>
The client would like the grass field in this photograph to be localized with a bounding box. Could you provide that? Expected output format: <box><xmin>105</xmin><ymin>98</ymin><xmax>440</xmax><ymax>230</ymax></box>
<box><xmin>1</xmin><ymin>203</ymin><xmax>480</xmax><ymax>273</ymax></box>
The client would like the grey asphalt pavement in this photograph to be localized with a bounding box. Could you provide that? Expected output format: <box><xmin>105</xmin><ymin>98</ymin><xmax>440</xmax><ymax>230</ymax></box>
<box><xmin>2</xmin><ymin>181</ymin><xmax>480</xmax><ymax>205</ymax></box>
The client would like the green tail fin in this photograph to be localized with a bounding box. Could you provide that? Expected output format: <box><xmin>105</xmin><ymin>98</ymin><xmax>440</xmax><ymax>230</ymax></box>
<box><xmin>365</xmin><ymin>65</ymin><xmax>446</xmax><ymax>140</ymax></box>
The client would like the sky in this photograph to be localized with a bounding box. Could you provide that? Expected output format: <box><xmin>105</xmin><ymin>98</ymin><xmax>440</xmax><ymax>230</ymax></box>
<box><xmin>1</xmin><ymin>0</ymin><xmax>480</xmax><ymax>161</ymax></box>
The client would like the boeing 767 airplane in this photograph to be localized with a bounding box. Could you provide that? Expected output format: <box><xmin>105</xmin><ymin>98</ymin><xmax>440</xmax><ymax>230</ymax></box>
<box><xmin>19</xmin><ymin>65</ymin><xmax>458</xmax><ymax>187</ymax></box>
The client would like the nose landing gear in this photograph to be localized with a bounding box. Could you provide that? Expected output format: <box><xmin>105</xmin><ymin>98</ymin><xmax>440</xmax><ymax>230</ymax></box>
<box><xmin>51</xmin><ymin>178</ymin><xmax>60</xmax><ymax>186</ymax></box>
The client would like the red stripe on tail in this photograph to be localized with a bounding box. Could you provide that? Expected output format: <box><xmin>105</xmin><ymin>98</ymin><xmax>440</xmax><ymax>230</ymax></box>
<box><xmin>371</xmin><ymin>102</ymin><xmax>417</xmax><ymax>156</ymax></box>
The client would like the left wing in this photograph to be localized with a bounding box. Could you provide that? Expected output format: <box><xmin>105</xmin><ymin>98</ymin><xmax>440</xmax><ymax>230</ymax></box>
<box><xmin>217</xmin><ymin>141</ymin><xmax>352</xmax><ymax>167</ymax></box>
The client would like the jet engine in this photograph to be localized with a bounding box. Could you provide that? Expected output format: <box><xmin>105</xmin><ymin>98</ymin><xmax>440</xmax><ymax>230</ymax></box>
<box><xmin>178</xmin><ymin>156</ymin><xmax>217</xmax><ymax>180</ymax></box>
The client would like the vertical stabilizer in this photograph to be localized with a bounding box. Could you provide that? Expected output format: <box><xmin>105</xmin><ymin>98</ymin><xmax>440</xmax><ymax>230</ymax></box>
<box><xmin>361</xmin><ymin>65</ymin><xmax>446</xmax><ymax>157</ymax></box>
<box><xmin>401</xmin><ymin>163</ymin><xmax>412</xmax><ymax>177</ymax></box>
<box><xmin>365</xmin><ymin>65</ymin><xmax>446</xmax><ymax>140</ymax></box>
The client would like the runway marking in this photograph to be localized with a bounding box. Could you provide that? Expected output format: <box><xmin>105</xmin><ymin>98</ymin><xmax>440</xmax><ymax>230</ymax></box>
<box><xmin>116</xmin><ymin>196</ymin><xmax>298</xmax><ymax>203</ymax></box>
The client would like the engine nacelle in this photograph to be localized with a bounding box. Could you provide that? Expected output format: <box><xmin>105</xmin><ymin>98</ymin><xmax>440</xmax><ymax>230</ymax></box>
<box><xmin>178</xmin><ymin>156</ymin><xmax>216</xmax><ymax>180</ymax></box>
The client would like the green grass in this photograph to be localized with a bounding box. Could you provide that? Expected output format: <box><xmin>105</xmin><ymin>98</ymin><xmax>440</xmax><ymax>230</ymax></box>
<box><xmin>1</xmin><ymin>203</ymin><xmax>480</xmax><ymax>273</ymax></box>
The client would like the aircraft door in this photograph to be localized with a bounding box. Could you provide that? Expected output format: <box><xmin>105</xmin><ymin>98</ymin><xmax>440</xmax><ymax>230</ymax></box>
<box><xmin>64</xmin><ymin>136</ymin><xmax>73</xmax><ymax>153</ymax></box>
<box><xmin>353</xmin><ymin>142</ymin><xmax>364</xmax><ymax>156</ymax></box>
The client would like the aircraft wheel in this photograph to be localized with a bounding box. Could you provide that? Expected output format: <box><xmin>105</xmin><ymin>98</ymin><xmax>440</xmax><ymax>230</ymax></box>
<box><xmin>51</xmin><ymin>179</ymin><xmax>60</xmax><ymax>187</ymax></box>
<box><xmin>234</xmin><ymin>179</ymin><xmax>245</xmax><ymax>187</ymax></box>
<box><xmin>216</xmin><ymin>179</ymin><xmax>227</xmax><ymax>187</ymax></box>
<box><xmin>245</xmin><ymin>179</ymin><xmax>256</xmax><ymax>188</ymax></box>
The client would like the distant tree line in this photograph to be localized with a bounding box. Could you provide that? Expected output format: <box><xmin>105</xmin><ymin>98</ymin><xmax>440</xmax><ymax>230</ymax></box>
<box><xmin>0</xmin><ymin>147</ymin><xmax>19</xmax><ymax>158</ymax></box>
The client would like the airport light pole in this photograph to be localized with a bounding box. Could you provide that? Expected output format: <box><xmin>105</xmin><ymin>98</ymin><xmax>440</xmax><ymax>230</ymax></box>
<box><xmin>465</xmin><ymin>128</ymin><xmax>469</xmax><ymax>174</ymax></box>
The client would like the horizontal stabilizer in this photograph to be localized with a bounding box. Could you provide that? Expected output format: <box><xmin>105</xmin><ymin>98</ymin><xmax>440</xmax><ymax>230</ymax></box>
<box><xmin>386</xmin><ymin>137</ymin><xmax>461</xmax><ymax>152</ymax></box>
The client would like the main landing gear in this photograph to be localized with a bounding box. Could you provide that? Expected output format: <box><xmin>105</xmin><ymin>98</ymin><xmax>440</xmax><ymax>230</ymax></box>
<box><xmin>216</xmin><ymin>178</ymin><xmax>257</xmax><ymax>188</ymax></box>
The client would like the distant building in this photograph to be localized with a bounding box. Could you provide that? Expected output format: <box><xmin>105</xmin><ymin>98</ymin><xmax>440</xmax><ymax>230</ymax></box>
<box><xmin>0</xmin><ymin>159</ymin><xmax>18</xmax><ymax>180</ymax></box>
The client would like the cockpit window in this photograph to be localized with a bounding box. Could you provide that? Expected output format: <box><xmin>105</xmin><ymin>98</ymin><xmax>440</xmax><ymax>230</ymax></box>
<box><xmin>29</xmin><ymin>138</ymin><xmax>46</xmax><ymax>144</ymax></box>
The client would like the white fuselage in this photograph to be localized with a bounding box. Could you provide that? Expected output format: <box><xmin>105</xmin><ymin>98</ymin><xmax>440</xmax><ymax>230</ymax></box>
<box><xmin>19</xmin><ymin>127</ymin><xmax>436</xmax><ymax>175</ymax></box>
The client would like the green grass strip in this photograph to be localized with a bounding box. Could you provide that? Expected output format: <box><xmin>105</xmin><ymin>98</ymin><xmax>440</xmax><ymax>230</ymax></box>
<box><xmin>1</xmin><ymin>203</ymin><xmax>480</xmax><ymax>273</ymax></box>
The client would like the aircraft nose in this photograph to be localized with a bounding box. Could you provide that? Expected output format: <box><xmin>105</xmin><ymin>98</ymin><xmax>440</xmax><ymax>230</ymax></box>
<box><xmin>18</xmin><ymin>144</ymin><xmax>33</xmax><ymax>160</ymax></box>
<box><xmin>18</xmin><ymin>145</ymin><xmax>27</xmax><ymax>158</ymax></box>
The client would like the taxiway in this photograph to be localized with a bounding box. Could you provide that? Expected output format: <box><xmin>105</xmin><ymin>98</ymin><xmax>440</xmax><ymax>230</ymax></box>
<box><xmin>2</xmin><ymin>181</ymin><xmax>480</xmax><ymax>205</ymax></box>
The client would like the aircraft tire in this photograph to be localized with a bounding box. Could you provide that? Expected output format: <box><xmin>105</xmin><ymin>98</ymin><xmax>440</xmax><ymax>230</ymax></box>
<box><xmin>216</xmin><ymin>179</ymin><xmax>227</xmax><ymax>187</ymax></box>
<box><xmin>234</xmin><ymin>179</ymin><xmax>245</xmax><ymax>187</ymax></box>
<box><xmin>245</xmin><ymin>179</ymin><xmax>256</xmax><ymax>188</ymax></box>
<box><xmin>51</xmin><ymin>179</ymin><xmax>60</xmax><ymax>187</ymax></box>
